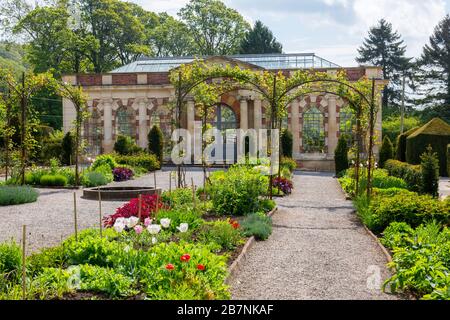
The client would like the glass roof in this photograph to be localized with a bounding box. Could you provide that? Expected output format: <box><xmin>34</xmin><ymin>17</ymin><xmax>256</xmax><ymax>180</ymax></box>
<box><xmin>110</xmin><ymin>53</ymin><xmax>340</xmax><ymax>73</ymax></box>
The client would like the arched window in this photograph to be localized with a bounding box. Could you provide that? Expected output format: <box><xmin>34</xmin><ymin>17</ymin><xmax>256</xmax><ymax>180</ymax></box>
<box><xmin>339</xmin><ymin>106</ymin><xmax>355</xmax><ymax>145</ymax></box>
<box><xmin>84</xmin><ymin>109</ymin><xmax>102</xmax><ymax>156</ymax></box>
<box><xmin>303</xmin><ymin>106</ymin><xmax>325</xmax><ymax>153</ymax></box>
<box><xmin>115</xmin><ymin>106</ymin><xmax>135</xmax><ymax>138</ymax></box>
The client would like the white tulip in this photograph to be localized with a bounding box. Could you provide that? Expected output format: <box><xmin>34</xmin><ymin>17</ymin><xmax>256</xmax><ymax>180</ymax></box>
<box><xmin>152</xmin><ymin>237</ymin><xmax>158</xmax><ymax>244</ymax></box>
<box><xmin>113</xmin><ymin>220</ymin><xmax>125</xmax><ymax>233</ymax></box>
<box><xmin>115</xmin><ymin>217</ymin><xmax>126</xmax><ymax>225</ymax></box>
<box><xmin>126</xmin><ymin>216</ymin><xmax>140</xmax><ymax>228</ymax></box>
<box><xmin>177</xmin><ymin>223</ymin><xmax>189</xmax><ymax>233</ymax></box>
<box><xmin>160</xmin><ymin>218</ymin><xmax>171</xmax><ymax>229</ymax></box>
<box><xmin>147</xmin><ymin>224</ymin><xmax>161</xmax><ymax>235</ymax></box>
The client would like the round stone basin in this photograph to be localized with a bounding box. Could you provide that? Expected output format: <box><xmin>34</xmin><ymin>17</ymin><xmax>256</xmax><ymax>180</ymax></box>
<box><xmin>83</xmin><ymin>186</ymin><xmax>162</xmax><ymax>201</ymax></box>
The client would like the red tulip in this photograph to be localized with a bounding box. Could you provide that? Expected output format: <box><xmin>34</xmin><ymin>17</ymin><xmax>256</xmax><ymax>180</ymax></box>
<box><xmin>165</xmin><ymin>263</ymin><xmax>174</xmax><ymax>270</ymax></box>
<box><xmin>180</xmin><ymin>254</ymin><xmax>191</xmax><ymax>262</ymax></box>
<box><xmin>197</xmin><ymin>264</ymin><xmax>206</xmax><ymax>271</ymax></box>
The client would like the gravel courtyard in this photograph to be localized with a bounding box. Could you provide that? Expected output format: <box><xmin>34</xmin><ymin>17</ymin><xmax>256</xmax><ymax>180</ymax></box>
<box><xmin>0</xmin><ymin>167</ymin><xmax>205</xmax><ymax>252</ymax></box>
<box><xmin>229</xmin><ymin>171</ymin><xmax>399</xmax><ymax>300</ymax></box>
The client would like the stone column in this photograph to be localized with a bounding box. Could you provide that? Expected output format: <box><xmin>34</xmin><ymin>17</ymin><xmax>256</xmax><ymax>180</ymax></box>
<box><xmin>240</xmin><ymin>99</ymin><xmax>248</xmax><ymax>130</ymax></box>
<box><xmin>253</xmin><ymin>99</ymin><xmax>262</xmax><ymax>129</ymax></box>
<box><xmin>291</xmin><ymin>101</ymin><xmax>300</xmax><ymax>154</ymax></box>
<box><xmin>102</xmin><ymin>100</ymin><xmax>113</xmax><ymax>152</ymax></box>
<box><xmin>327</xmin><ymin>96</ymin><xmax>338</xmax><ymax>156</ymax></box>
<box><xmin>138</xmin><ymin>100</ymin><xmax>148</xmax><ymax>149</ymax></box>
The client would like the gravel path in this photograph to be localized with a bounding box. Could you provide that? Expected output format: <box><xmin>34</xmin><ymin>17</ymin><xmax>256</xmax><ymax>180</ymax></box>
<box><xmin>0</xmin><ymin>167</ymin><xmax>206</xmax><ymax>252</ymax></box>
<box><xmin>229</xmin><ymin>171</ymin><xmax>399</xmax><ymax>300</ymax></box>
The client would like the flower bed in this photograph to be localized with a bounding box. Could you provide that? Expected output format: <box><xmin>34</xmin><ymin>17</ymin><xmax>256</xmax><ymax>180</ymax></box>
<box><xmin>0</xmin><ymin>166</ymin><xmax>278</xmax><ymax>300</ymax></box>
<box><xmin>338</xmin><ymin>167</ymin><xmax>450</xmax><ymax>300</ymax></box>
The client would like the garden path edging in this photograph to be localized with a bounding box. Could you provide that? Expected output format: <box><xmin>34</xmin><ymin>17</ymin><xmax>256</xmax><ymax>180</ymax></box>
<box><xmin>225</xmin><ymin>206</ymin><xmax>278</xmax><ymax>284</ymax></box>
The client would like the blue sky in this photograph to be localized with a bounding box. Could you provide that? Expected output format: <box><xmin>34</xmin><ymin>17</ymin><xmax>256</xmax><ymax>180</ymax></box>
<box><xmin>133</xmin><ymin>0</ymin><xmax>450</xmax><ymax>67</ymax></box>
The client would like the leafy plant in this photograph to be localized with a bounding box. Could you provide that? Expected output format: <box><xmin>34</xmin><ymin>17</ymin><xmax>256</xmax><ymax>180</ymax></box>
<box><xmin>240</xmin><ymin>213</ymin><xmax>272</xmax><ymax>240</ymax></box>
<box><xmin>379</xmin><ymin>136</ymin><xmax>394</xmax><ymax>168</ymax></box>
<box><xmin>114</xmin><ymin>153</ymin><xmax>160</xmax><ymax>171</ymax></box>
<box><xmin>420</xmin><ymin>145</ymin><xmax>439</xmax><ymax>197</ymax></box>
<box><xmin>112</xmin><ymin>167</ymin><xmax>134</xmax><ymax>182</ymax></box>
<box><xmin>114</xmin><ymin>135</ymin><xmax>142</xmax><ymax>155</ymax></box>
<box><xmin>148</xmin><ymin>125</ymin><xmax>164</xmax><ymax>165</ymax></box>
<box><xmin>334</xmin><ymin>135</ymin><xmax>349</xmax><ymax>176</ymax></box>
<box><xmin>0</xmin><ymin>186</ymin><xmax>39</xmax><ymax>206</ymax></box>
<box><xmin>198</xmin><ymin>220</ymin><xmax>243</xmax><ymax>251</ymax></box>
<box><xmin>91</xmin><ymin>155</ymin><xmax>117</xmax><ymax>171</ymax></box>
<box><xmin>272</xmin><ymin>176</ymin><xmax>293</xmax><ymax>195</ymax></box>
<box><xmin>161</xmin><ymin>188</ymin><xmax>197</xmax><ymax>208</ymax></box>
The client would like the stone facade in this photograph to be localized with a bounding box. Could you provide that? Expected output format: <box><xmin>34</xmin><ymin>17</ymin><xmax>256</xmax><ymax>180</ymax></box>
<box><xmin>62</xmin><ymin>56</ymin><xmax>384</xmax><ymax>172</ymax></box>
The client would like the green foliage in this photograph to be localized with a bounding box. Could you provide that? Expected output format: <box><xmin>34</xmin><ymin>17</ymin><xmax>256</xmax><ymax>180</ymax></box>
<box><xmin>280</xmin><ymin>129</ymin><xmax>293</xmax><ymax>158</ymax></box>
<box><xmin>0</xmin><ymin>186</ymin><xmax>38</xmax><ymax>206</ymax></box>
<box><xmin>406</xmin><ymin>118</ymin><xmax>450</xmax><ymax>176</ymax></box>
<box><xmin>334</xmin><ymin>135</ymin><xmax>349</xmax><ymax>176</ymax></box>
<box><xmin>61</xmin><ymin>132</ymin><xmax>74</xmax><ymax>165</ymax></box>
<box><xmin>240</xmin><ymin>213</ymin><xmax>273</xmax><ymax>240</ymax></box>
<box><xmin>280</xmin><ymin>157</ymin><xmax>297</xmax><ymax>173</ymax></box>
<box><xmin>208</xmin><ymin>166</ymin><xmax>268</xmax><ymax>216</ymax></box>
<box><xmin>161</xmin><ymin>188</ymin><xmax>197</xmax><ymax>208</ymax></box>
<box><xmin>113</xmin><ymin>135</ymin><xmax>142</xmax><ymax>156</ymax></box>
<box><xmin>114</xmin><ymin>153</ymin><xmax>160</xmax><ymax>171</ymax></box>
<box><xmin>198</xmin><ymin>220</ymin><xmax>243</xmax><ymax>251</ymax></box>
<box><xmin>382</xmin><ymin>222</ymin><xmax>450</xmax><ymax>299</ymax></box>
<box><xmin>82</xmin><ymin>171</ymin><xmax>110</xmax><ymax>188</ymax></box>
<box><xmin>368</xmin><ymin>193</ymin><xmax>449</xmax><ymax>233</ymax></box>
<box><xmin>420</xmin><ymin>145</ymin><xmax>440</xmax><ymax>197</ymax></box>
<box><xmin>178</xmin><ymin>0</ymin><xmax>250</xmax><ymax>56</ymax></box>
<box><xmin>396</xmin><ymin>126</ymin><xmax>419</xmax><ymax>162</ymax></box>
<box><xmin>384</xmin><ymin>160</ymin><xmax>422</xmax><ymax>192</ymax></box>
<box><xmin>39</xmin><ymin>174</ymin><xmax>68</xmax><ymax>187</ymax></box>
<box><xmin>383</xmin><ymin>116</ymin><xmax>422</xmax><ymax>147</ymax></box>
<box><xmin>0</xmin><ymin>241</ymin><xmax>22</xmax><ymax>284</ymax></box>
<box><xmin>448</xmin><ymin>144</ymin><xmax>450</xmax><ymax>179</ymax></box>
<box><xmin>239</xmin><ymin>20</ymin><xmax>282</xmax><ymax>54</ymax></box>
<box><xmin>379</xmin><ymin>136</ymin><xmax>394</xmax><ymax>168</ymax></box>
<box><xmin>148</xmin><ymin>125</ymin><xmax>164</xmax><ymax>165</ymax></box>
<box><xmin>92</xmin><ymin>155</ymin><xmax>117</xmax><ymax>171</ymax></box>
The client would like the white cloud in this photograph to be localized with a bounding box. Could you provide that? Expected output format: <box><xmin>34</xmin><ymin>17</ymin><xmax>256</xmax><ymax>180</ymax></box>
<box><xmin>133</xmin><ymin>0</ymin><xmax>189</xmax><ymax>15</ymax></box>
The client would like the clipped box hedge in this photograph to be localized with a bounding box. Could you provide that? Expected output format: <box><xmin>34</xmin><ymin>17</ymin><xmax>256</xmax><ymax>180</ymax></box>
<box><xmin>384</xmin><ymin>159</ymin><xmax>422</xmax><ymax>192</ymax></box>
<box><xmin>395</xmin><ymin>126</ymin><xmax>419</xmax><ymax>162</ymax></box>
<box><xmin>406</xmin><ymin>118</ymin><xmax>450</xmax><ymax>176</ymax></box>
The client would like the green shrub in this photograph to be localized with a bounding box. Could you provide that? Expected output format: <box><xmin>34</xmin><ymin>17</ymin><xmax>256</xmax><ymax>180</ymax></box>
<box><xmin>61</xmin><ymin>132</ymin><xmax>74</xmax><ymax>165</ymax></box>
<box><xmin>379</xmin><ymin>136</ymin><xmax>394</xmax><ymax>168</ymax></box>
<box><xmin>334</xmin><ymin>135</ymin><xmax>349</xmax><ymax>176</ymax></box>
<box><xmin>0</xmin><ymin>241</ymin><xmax>22</xmax><ymax>284</ymax></box>
<box><xmin>395</xmin><ymin>126</ymin><xmax>419</xmax><ymax>162</ymax></box>
<box><xmin>0</xmin><ymin>186</ymin><xmax>39</xmax><ymax>206</ymax></box>
<box><xmin>372</xmin><ymin>187</ymin><xmax>416</xmax><ymax>197</ymax></box>
<box><xmin>114</xmin><ymin>153</ymin><xmax>160</xmax><ymax>171</ymax></box>
<box><xmin>82</xmin><ymin>171</ymin><xmax>110</xmax><ymax>188</ymax></box>
<box><xmin>114</xmin><ymin>135</ymin><xmax>141</xmax><ymax>155</ymax></box>
<box><xmin>281</xmin><ymin>129</ymin><xmax>293</xmax><ymax>158</ymax></box>
<box><xmin>369</xmin><ymin>193</ymin><xmax>450</xmax><ymax>233</ymax></box>
<box><xmin>280</xmin><ymin>157</ymin><xmax>297</xmax><ymax>173</ymax></box>
<box><xmin>208</xmin><ymin>166</ymin><xmax>268</xmax><ymax>216</ymax></box>
<box><xmin>92</xmin><ymin>155</ymin><xmax>117</xmax><ymax>171</ymax></box>
<box><xmin>39</xmin><ymin>174</ymin><xmax>67</xmax><ymax>187</ymax></box>
<box><xmin>382</xmin><ymin>222</ymin><xmax>450</xmax><ymax>298</ymax></box>
<box><xmin>383</xmin><ymin>116</ymin><xmax>421</xmax><ymax>148</ymax></box>
<box><xmin>406</xmin><ymin>118</ymin><xmax>450</xmax><ymax>176</ymax></box>
<box><xmin>240</xmin><ymin>213</ymin><xmax>273</xmax><ymax>240</ymax></box>
<box><xmin>448</xmin><ymin>144</ymin><xmax>450</xmax><ymax>181</ymax></box>
<box><xmin>161</xmin><ymin>188</ymin><xmax>197</xmax><ymax>208</ymax></box>
<box><xmin>148</xmin><ymin>125</ymin><xmax>164</xmax><ymax>165</ymax></box>
<box><xmin>420</xmin><ymin>145</ymin><xmax>440</xmax><ymax>197</ymax></box>
<box><xmin>198</xmin><ymin>220</ymin><xmax>243</xmax><ymax>251</ymax></box>
<box><xmin>384</xmin><ymin>159</ymin><xmax>422</xmax><ymax>192</ymax></box>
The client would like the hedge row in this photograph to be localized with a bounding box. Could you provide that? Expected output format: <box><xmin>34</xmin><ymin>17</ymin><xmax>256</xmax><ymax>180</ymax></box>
<box><xmin>384</xmin><ymin>159</ymin><xmax>422</xmax><ymax>192</ymax></box>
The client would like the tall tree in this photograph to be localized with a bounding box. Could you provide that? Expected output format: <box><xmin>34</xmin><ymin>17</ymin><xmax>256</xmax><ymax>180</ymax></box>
<box><xmin>150</xmin><ymin>13</ymin><xmax>195</xmax><ymax>57</ymax></box>
<box><xmin>356</xmin><ymin>19</ymin><xmax>411</xmax><ymax>117</ymax></box>
<box><xmin>413</xmin><ymin>15</ymin><xmax>450</xmax><ymax>123</ymax></box>
<box><xmin>178</xmin><ymin>0</ymin><xmax>250</xmax><ymax>56</ymax></box>
<box><xmin>239</xmin><ymin>20</ymin><xmax>282</xmax><ymax>54</ymax></box>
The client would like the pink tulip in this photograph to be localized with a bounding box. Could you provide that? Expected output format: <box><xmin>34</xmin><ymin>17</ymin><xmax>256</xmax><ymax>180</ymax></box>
<box><xmin>144</xmin><ymin>217</ymin><xmax>152</xmax><ymax>227</ymax></box>
<box><xmin>134</xmin><ymin>225</ymin><xmax>143</xmax><ymax>234</ymax></box>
